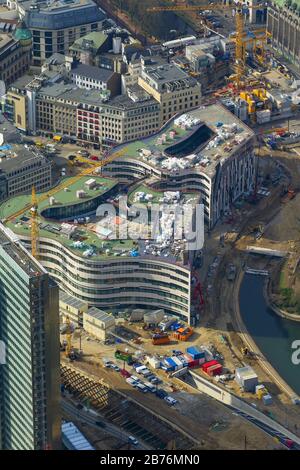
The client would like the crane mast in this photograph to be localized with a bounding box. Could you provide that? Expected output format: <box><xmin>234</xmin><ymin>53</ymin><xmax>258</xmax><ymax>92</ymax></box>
<box><xmin>147</xmin><ymin>2</ymin><xmax>268</xmax><ymax>89</ymax></box>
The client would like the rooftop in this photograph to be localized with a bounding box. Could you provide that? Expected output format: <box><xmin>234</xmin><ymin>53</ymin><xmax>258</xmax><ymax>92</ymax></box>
<box><xmin>0</xmin><ymin>175</ymin><xmax>117</xmax><ymax>218</ymax></box>
<box><xmin>0</xmin><ymin>175</ymin><xmax>140</xmax><ymax>261</ymax></box>
<box><xmin>109</xmin><ymin>104</ymin><xmax>254</xmax><ymax>177</ymax></box>
<box><xmin>59</xmin><ymin>290</ymin><xmax>87</xmax><ymax>309</ymax></box>
<box><xmin>85</xmin><ymin>306</ymin><xmax>115</xmax><ymax>324</ymax></box>
<box><xmin>128</xmin><ymin>184</ymin><xmax>198</xmax><ymax>206</ymax></box>
<box><xmin>37</xmin><ymin>81</ymin><xmax>106</xmax><ymax>106</ymax></box>
<box><xmin>143</xmin><ymin>63</ymin><xmax>197</xmax><ymax>86</ymax></box>
<box><xmin>0</xmin><ymin>223</ymin><xmax>46</xmax><ymax>277</ymax></box>
<box><xmin>24</xmin><ymin>0</ymin><xmax>106</xmax><ymax>30</ymax></box>
<box><xmin>69</xmin><ymin>31</ymin><xmax>108</xmax><ymax>53</ymax></box>
<box><xmin>0</xmin><ymin>33</ymin><xmax>16</xmax><ymax>52</ymax></box>
<box><xmin>0</xmin><ymin>170</ymin><xmax>194</xmax><ymax>264</ymax></box>
<box><xmin>62</xmin><ymin>421</ymin><xmax>94</xmax><ymax>451</ymax></box>
<box><xmin>106</xmin><ymin>86</ymin><xmax>158</xmax><ymax>109</ymax></box>
<box><xmin>8</xmin><ymin>73</ymin><xmax>34</xmax><ymax>91</ymax></box>
<box><xmin>71</xmin><ymin>63</ymin><xmax>115</xmax><ymax>82</ymax></box>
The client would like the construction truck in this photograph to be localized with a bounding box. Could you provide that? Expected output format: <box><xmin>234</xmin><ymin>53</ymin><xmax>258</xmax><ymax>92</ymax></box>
<box><xmin>115</xmin><ymin>349</ymin><xmax>133</xmax><ymax>365</ymax></box>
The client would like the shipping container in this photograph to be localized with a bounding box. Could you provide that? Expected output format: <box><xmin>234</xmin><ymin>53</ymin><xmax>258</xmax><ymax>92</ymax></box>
<box><xmin>206</xmin><ymin>363</ymin><xmax>223</xmax><ymax>376</ymax></box>
<box><xmin>202</xmin><ymin>360</ymin><xmax>219</xmax><ymax>372</ymax></box>
<box><xmin>186</xmin><ymin>346</ymin><xmax>205</xmax><ymax>360</ymax></box>
<box><xmin>147</xmin><ymin>356</ymin><xmax>161</xmax><ymax>369</ymax></box>
<box><xmin>171</xmin><ymin>356</ymin><xmax>184</xmax><ymax>369</ymax></box>
<box><xmin>152</xmin><ymin>332</ymin><xmax>170</xmax><ymax>345</ymax></box>
<box><xmin>177</xmin><ymin>355</ymin><xmax>188</xmax><ymax>367</ymax></box>
<box><xmin>184</xmin><ymin>354</ymin><xmax>199</xmax><ymax>368</ymax></box>
<box><xmin>164</xmin><ymin>357</ymin><xmax>177</xmax><ymax>370</ymax></box>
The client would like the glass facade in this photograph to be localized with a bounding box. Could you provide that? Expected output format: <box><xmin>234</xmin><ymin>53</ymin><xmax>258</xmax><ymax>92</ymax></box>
<box><xmin>0</xmin><ymin>228</ymin><xmax>61</xmax><ymax>450</ymax></box>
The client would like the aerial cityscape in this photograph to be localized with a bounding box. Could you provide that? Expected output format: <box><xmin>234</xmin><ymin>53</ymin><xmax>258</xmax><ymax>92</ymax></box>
<box><xmin>1</xmin><ymin>0</ymin><xmax>300</xmax><ymax>455</ymax></box>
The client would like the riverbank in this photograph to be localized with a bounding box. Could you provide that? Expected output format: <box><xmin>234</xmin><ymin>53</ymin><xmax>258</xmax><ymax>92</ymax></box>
<box><xmin>266</xmin><ymin>277</ymin><xmax>300</xmax><ymax>322</ymax></box>
<box><xmin>234</xmin><ymin>270</ymin><xmax>299</xmax><ymax>402</ymax></box>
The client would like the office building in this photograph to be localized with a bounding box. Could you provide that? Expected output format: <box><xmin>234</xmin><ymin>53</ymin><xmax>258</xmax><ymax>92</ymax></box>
<box><xmin>0</xmin><ymin>224</ymin><xmax>60</xmax><ymax>450</ymax></box>
<box><xmin>103</xmin><ymin>103</ymin><xmax>256</xmax><ymax>229</ymax></box>
<box><xmin>1</xmin><ymin>176</ymin><xmax>195</xmax><ymax>323</ymax></box>
<box><xmin>0</xmin><ymin>25</ymin><xmax>32</xmax><ymax>86</ymax></box>
<box><xmin>10</xmin><ymin>0</ymin><xmax>107</xmax><ymax>66</ymax></box>
<box><xmin>0</xmin><ymin>118</ymin><xmax>52</xmax><ymax>200</ymax></box>
<box><xmin>267</xmin><ymin>1</ymin><xmax>300</xmax><ymax>67</ymax></box>
<box><xmin>77</xmin><ymin>85</ymin><xmax>160</xmax><ymax>147</ymax></box>
<box><xmin>70</xmin><ymin>63</ymin><xmax>121</xmax><ymax>96</ymax></box>
<box><xmin>138</xmin><ymin>63</ymin><xmax>201</xmax><ymax>126</ymax></box>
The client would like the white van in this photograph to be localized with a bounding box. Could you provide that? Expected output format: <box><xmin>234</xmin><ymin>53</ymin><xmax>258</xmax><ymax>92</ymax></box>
<box><xmin>128</xmin><ymin>436</ymin><xmax>139</xmax><ymax>446</ymax></box>
<box><xmin>126</xmin><ymin>377</ymin><xmax>137</xmax><ymax>387</ymax></box>
<box><xmin>135</xmin><ymin>365</ymin><xmax>147</xmax><ymax>374</ymax></box>
<box><xmin>144</xmin><ymin>382</ymin><xmax>156</xmax><ymax>393</ymax></box>
<box><xmin>164</xmin><ymin>396</ymin><xmax>178</xmax><ymax>406</ymax></box>
<box><xmin>136</xmin><ymin>383</ymin><xmax>148</xmax><ymax>393</ymax></box>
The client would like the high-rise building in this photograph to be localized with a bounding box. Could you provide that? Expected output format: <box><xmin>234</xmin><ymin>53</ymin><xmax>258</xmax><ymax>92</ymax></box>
<box><xmin>267</xmin><ymin>1</ymin><xmax>300</xmax><ymax>67</ymax></box>
<box><xmin>0</xmin><ymin>224</ymin><xmax>60</xmax><ymax>450</ymax></box>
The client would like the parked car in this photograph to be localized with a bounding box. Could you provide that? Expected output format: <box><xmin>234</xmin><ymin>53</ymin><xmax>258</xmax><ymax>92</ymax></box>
<box><xmin>130</xmin><ymin>375</ymin><xmax>140</xmax><ymax>383</ymax></box>
<box><xmin>150</xmin><ymin>377</ymin><xmax>161</xmax><ymax>384</ymax></box>
<box><xmin>128</xmin><ymin>436</ymin><xmax>139</xmax><ymax>446</ymax></box>
<box><xmin>95</xmin><ymin>421</ymin><xmax>106</xmax><ymax>428</ymax></box>
<box><xmin>164</xmin><ymin>396</ymin><xmax>178</xmax><ymax>406</ymax></box>
<box><xmin>136</xmin><ymin>383</ymin><xmax>148</xmax><ymax>393</ymax></box>
<box><xmin>155</xmin><ymin>389</ymin><xmax>168</xmax><ymax>399</ymax></box>
<box><xmin>77</xmin><ymin>150</ymin><xmax>90</xmax><ymax>157</ymax></box>
<box><xmin>90</xmin><ymin>155</ymin><xmax>99</xmax><ymax>161</ymax></box>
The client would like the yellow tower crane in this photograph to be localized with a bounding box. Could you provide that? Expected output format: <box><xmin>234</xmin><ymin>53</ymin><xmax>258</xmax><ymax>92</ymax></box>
<box><xmin>147</xmin><ymin>2</ymin><xmax>268</xmax><ymax>89</ymax></box>
<box><xmin>5</xmin><ymin>147</ymin><xmax>128</xmax><ymax>258</ymax></box>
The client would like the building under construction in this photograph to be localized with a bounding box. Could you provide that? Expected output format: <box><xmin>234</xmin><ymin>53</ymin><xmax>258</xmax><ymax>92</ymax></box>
<box><xmin>267</xmin><ymin>0</ymin><xmax>300</xmax><ymax>67</ymax></box>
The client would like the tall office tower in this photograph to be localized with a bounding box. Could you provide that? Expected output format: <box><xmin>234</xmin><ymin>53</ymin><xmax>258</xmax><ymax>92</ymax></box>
<box><xmin>0</xmin><ymin>224</ymin><xmax>61</xmax><ymax>450</ymax></box>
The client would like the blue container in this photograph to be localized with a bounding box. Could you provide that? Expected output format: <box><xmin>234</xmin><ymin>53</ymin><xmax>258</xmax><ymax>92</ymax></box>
<box><xmin>186</xmin><ymin>346</ymin><xmax>205</xmax><ymax>360</ymax></box>
<box><xmin>165</xmin><ymin>357</ymin><xmax>176</xmax><ymax>370</ymax></box>
<box><xmin>186</xmin><ymin>346</ymin><xmax>199</xmax><ymax>356</ymax></box>
<box><xmin>177</xmin><ymin>356</ymin><xmax>188</xmax><ymax>367</ymax></box>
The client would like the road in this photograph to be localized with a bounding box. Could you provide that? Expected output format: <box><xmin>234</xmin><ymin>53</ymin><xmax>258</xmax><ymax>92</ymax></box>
<box><xmin>62</xmin><ymin>397</ymin><xmax>151</xmax><ymax>450</ymax></box>
<box><xmin>184</xmin><ymin>371</ymin><xmax>300</xmax><ymax>449</ymax></box>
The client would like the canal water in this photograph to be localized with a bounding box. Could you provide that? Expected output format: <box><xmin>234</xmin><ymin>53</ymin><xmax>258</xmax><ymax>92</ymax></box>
<box><xmin>239</xmin><ymin>274</ymin><xmax>300</xmax><ymax>395</ymax></box>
